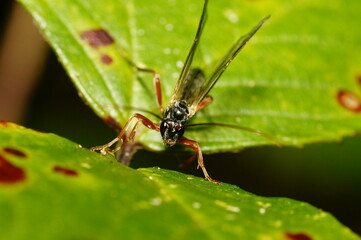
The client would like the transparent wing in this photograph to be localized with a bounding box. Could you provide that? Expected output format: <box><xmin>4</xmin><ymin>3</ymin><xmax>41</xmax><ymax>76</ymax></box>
<box><xmin>198</xmin><ymin>15</ymin><xmax>270</xmax><ymax>103</ymax></box>
<box><xmin>170</xmin><ymin>4</ymin><xmax>270</xmax><ymax>116</ymax></box>
<box><xmin>170</xmin><ymin>0</ymin><xmax>208</xmax><ymax>108</ymax></box>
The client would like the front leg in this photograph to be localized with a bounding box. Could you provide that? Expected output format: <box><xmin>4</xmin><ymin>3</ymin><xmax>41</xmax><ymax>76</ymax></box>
<box><xmin>91</xmin><ymin>113</ymin><xmax>160</xmax><ymax>154</ymax></box>
<box><xmin>178</xmin><ymin>137</ymin><xmax>220</xmax><ymax>183</ymax></box>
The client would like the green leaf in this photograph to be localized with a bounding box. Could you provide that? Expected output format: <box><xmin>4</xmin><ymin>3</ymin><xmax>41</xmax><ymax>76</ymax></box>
<box><xmin>0</xmin><ymin>123</ymin><xmax>359</xmax><ymax>239</ymax></box>
<box><xmin>19</xmin><ymin>0</ymin><xmax>361</xmax><ymax>152</ymax></box>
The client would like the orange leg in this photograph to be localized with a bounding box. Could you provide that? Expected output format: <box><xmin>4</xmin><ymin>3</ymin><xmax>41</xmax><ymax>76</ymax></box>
<box><xmin>178</xmin><ymin>137</ymin><xmax>220</xmax><ymax>184</ymax></box>
<box><xmin>135</xmin><ymin>67</ymin><xmax>163</xmax><ymax>114</ymax></box>
<box><xmin>120</xmin><ymin>54</ymin><xmax>164</xmax><ymax>114</ymax></box>
<box><xmin>90</xmin><ymin>113</ymin><xmax>160</xmax><ymax>154</ymax></box>
<box><xmin>197</xmin><ymin>95</ymin><xmax>213</xmax><ymax>111</ymax></box>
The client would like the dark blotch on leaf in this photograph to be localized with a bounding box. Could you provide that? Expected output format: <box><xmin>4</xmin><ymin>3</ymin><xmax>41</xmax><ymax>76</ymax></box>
<box><xmin>337</xmin><ymin>90</ymin><xmax>361</xmax><ymax>112</ymax></box>
<box><xmin>103</xmin><ymin>116</ymin><xmax>121</xmax><ymax>131</ymax></box>
<box><xmin>80</xmin><ymin>29</ymin><xmax>114</xmax><ymax>48</ymax></box>
<box><xmin>53</xmin><ymin>166</ymin><xmax>78</xmax><ymax>176</ymax></box>
<box><xmin>0</xmin><ymin>121</ymin><xmax>8</xmax><ymax>127</ymax></box>
<box><xmin>285</xmin><ymin>233</ymin><xmax>313</xmax><ymax>240</ymax></box>
<box><xmin>0</xmin><ymin>155</ymin><xmax>26</xmax><ymax>184</ymax></box>
<box><xmin>101</xmin><ymin>54</ymin><xmax>113</xmax><ymax>64</ymax></box>
<box><xmin>3</xmin><ymin>147</ymin><xmax>27</xmax><ymax>158</ymax></box>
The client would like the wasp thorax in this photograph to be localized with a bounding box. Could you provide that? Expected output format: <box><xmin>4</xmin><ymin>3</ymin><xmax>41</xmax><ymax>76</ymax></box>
<box><xmin>160</xmin><ymin>101</ymin><xmax>189</xmax><ymax>146</ymax></box>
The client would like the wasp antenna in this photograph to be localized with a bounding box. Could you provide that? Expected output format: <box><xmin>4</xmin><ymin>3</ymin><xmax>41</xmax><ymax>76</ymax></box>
<box><xmin>184</xmin><ymin>122</ymin><xmax>281</xmax><ymax>147</ymax></box>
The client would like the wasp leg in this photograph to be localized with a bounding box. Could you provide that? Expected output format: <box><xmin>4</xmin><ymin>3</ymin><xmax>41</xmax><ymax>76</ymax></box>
<box><xmin>108</xmin><ymin>120</ymin><xmax>141</xmax><ymax>153</ymax></box>
<box><xmin>121</xmin><ymin>56</ymin><xmax>164</xmax><ymax>114</ymax></box>
<box><xmin>178</xmin><ymin>137</ymin><xmax>220</xmax><ymax>184</ymax></box>
<box><xmin>197</xmin><ymin>95</ymin><xmax>213</xmax><ymax>111</ymax></box>
<box><xmin>91</xmin><ymin>113</ymin><xmax>160</xmax><ymax>154</ymax></box>
<box><xmin>120</xmin><ymin>54</ymin><xmax>164</xmax><ymax>114</ymax></box>
<box><xmin>135</xmin><ymin>67</ymin><xmax>163</xmax><ymax>114</ymax></box>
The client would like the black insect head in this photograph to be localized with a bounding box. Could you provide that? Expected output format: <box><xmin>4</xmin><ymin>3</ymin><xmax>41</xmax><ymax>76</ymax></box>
<box><xmin>160</xmin><ymin>101</ymin><xmax>189</xmax><ymax>146</ymax></box>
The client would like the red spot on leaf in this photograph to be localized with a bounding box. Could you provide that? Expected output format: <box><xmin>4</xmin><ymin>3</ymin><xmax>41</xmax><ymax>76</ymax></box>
<box><xmin>337</xmin><ymin>90</ymin><xmax>361</xmax><ymax>112</ymax></box>
<box><xmin>101</xmin><ymin>54</ymin><xmax>113</xmax><ymax>64</ymax></box>
<box><xmin>103</xmin><ymin>116</ymin><xmax>121</xmax><ymax>131</ymax></box>
<box><xmin>285</xmin><ymin>233</ymin><xmax>313</xmax><ymax>240</ymax></box>
<box><xmin>53</xmin><ymin>166</ymin><xmax>78</xmax><ymax>176</ymax></box>
<box><xmin>3</xmin><ymin>148</ymin><xmax>27</xmax><ymax>158</ymax></box>
<box><xmin>80</xmin><ymin>29</ymin><xmax>114</xmax><ymax>48</ymax></box>
<box><xmin>0</xmin><ymin>155</ymin><xmax>26</xmax><ymax>184</ymax></box>
<box><xmin>0</xmin><ymin>121</ymin><xmax>8</xmax><ymax>127</ymax></box>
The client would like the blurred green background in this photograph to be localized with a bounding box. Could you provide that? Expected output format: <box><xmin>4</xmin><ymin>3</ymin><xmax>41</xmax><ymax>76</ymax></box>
<box><xmin>0</xmin><ymin>0</ymin><xmax>360</xmax><ymax>236</ymax></box>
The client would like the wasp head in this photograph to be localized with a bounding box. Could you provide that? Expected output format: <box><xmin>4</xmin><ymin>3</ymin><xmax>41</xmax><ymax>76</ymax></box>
<box><xmin>160</xmin><ymin>101</ymin><xmax>189</xmax><ymax>146</ymax></box>
<box><xmin>160</xmin><ymin>120</ymin><xmax>185</xmax><ymax>146</ymax></box>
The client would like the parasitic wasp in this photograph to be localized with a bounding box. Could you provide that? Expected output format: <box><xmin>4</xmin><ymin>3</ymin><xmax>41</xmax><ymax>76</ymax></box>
<box><xmin>91</xmin><ymin>0</ymin><xmax>274</xmax><ymax>183</ymax></box>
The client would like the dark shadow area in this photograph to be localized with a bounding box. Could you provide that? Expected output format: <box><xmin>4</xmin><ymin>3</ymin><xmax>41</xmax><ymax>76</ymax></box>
<box><xmin>24</xmin><ymin>52</ymin><xmax>115</xmax><ymax>146</ymax></box>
